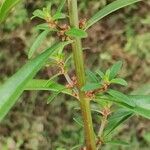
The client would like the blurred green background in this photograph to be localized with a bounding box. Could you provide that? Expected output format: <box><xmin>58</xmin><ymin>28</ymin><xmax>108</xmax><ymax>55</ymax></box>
<box><xmin>0</xmin><ymin>0</ymin><xmax>150</xmax><ymax>149</ymax></box>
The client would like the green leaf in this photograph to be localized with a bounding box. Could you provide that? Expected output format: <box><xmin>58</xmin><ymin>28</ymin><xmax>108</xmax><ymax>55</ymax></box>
<box><xmin>25</xmin><ymin>79</ymin><xmax>72</xmax><ymax>96</ymax></box>
<box><xmin>131</xmin><ymin>83</ymin><xmax>150</xmax><ymax>95</ymax></box>
<box><xmin>96</xmin><ymin>69</ymin><xmax>105</xmax><ymax>79</ymax></box>
<box><xmin>129</xmin><ymin>95</ymin><xmax>150</xmax><ymax>119</ymax></box>
<box><xmin>106</xmin><ymin>140</ymin><xmax>129</xmax><ymax>146</ymax></box>
<box><xmin>65</xmin><ymin>27</ymin><xmax>88</xmax><ymax>38</ymax></box>
<box><xmin>71</xmin><ymin>145</ymin><xmax>82</xmax><ymax>150</ymax></box>
<box><xmin>34</xmin><ymin>23</ymin><xmax>50</xmax><ymax>31</ymax></box>
<box><xmin>56</xmin><ymin>0</ymin><xmax>66</xmax><ymax>13</ymax></box>
<box><xmin>104</xmin><ymin>109</ymin><xmax>133</xmax><ymax>136</ymax></box>
<box><xmin>28</xmin><ymin>30</ymin><xmax>50</xmax><ymax>59</ymax></box>
<box><xmin>94</xmin><ymin>97</ymin><xmax>110</xmax><ymax>108</ymax></box>
<box><xmin>105</xmin><ymin>94</ymin><xmax>150</xmax><ymax>119</ymax></box>
<box><xmin>64</xmin><ymin>54</ymin><xmax>72</xmax><ymax>65</ymax></box>
<box><xmin>53</xmin><ymin>12</ymin><xmax>66</xmax><ymax>20</ymax></box>
<box><xmin>0</xmin><ymin>41</ymin><xmax>71</xmax><ymax>121</ymax></box>
<box><xmin>73</xmin><ymin>116</ymin><xmax>83</xmax><ymax>127</ymax></box>
<box><xmin>32</xmin><ymin>9</ymin><xmax>45</xmax><ymax>20</ymax></box>
<box><xmin>109</xmin><ymin>61</ymin><xmax>122</xmax><ymax>80</ymax></box>
<box><xmin>85</xmin><ymin>0</ymin><xmax>141</xmax><ymax>29</ymax></box>
<box><xmin>86</xmin><ymin>69</ymin><xmax>99</xmax><ymax>83</ymax></box>
<box><xmin>110</xmin><ymin>78</ymin><xmax>128</xmax><ymax>86</ymax></box>
<box><xmin>105</xmin><ymin>69</ymin><xmax>111</xmax><ymax>81</ymax></box>
<box><xmin>107</xmin><ymin>89</ymin><xmax>135</xmax><ymax>107</ymax></box>
<box><xmin>0</xmin><ymin>0</ymin><xmax>21</xmax><ymax>23</ymax></box>
<box><xmin>81</xmin><ymin>83</ymin><xmax>102</xmax><ymax>92</ymax></box>
<box><xmin>47</xmin><ymin>90</ymin><xmax>62</xmax><ymax>104</ymax></box>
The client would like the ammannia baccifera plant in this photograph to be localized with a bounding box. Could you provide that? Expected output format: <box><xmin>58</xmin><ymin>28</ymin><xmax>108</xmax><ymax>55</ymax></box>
<box><xmin>0</xmin><ymin>0</ymin><xmax>149</xmax><ymax>149</ymax></box>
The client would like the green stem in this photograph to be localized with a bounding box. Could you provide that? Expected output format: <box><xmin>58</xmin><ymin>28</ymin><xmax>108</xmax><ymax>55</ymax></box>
<box><xmin>67</xmin><ymin>0</ymin><xmax>96</xmax><ymax>149</ymax></box>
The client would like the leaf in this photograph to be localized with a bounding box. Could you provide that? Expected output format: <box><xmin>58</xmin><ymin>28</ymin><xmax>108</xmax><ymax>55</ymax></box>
<box><xmin>81</xmin><ymin>83</ymin><xmax>102</xmax><ymax>92</ymax></box>
<box><xmin>64</xmin><ymin>54</ymin><xmax>72</xmax><ymax>65</ymax></box>
<box><xmin>110</xmin><ymin>78</ymin><xmax>128</xmax><ymax>86</ymax></box>
<box><xmin>56</xmin><ymin>0</ymin><xmax>66</xmax><ymax>13</ymax></box>
<box><xmin>53</xmin><ymin>12</ymin><xmax>66</xmax><ymax>20</ymax></box>
<box><xmin>105</xmin><ymin>69</ymin><xmax>111</xmax><ymax>81</ymax></box>
<box><xmin>34</xmin><ymin>23</ymin><xmax>50</xmax><ymax>31</ymax></box>
<box><xmin>109</xmin><ymin>61</ymin><xmax>122</xmax><ymax>80</ymax></box>
<box><xmin>131</xmin><ymin>83</ymin><xmax>150</xmax><ymax>95</ymax></box>
<box><xmin>86</xmin><ymin>69</ymin><xmax>99</xmax><ymax>83</ymax></box>
<box><xmin>129</xmin><ymin>95</ymin><xmax>150</xmax><ymax>119</ymax></box>
<box><xmin>107</xmin><ymin>89</ymin><xmax>135</xmax><ymax>107</ymax></box>
<box><xmin>0</xmin><ymin>0</ymin><xmax>21</xmax><ymax>23</ymax></box>
<box><xmin>47</xmin><ymin>91</ymin><xmax>62</xmax><ymax>104</ymax></box>
<box><xmin>85</xmin><ymin>0</ymin><xmax>141</xmax><ymax>29</ymax></box>
<box><xmin>32</xmin><ymin>9</ymin><xmax>45</xmax><ymax>20</ymax></box>
<box><xmin>105</xmin><ymin>94</ymin><xmax>150</xmax><ymax>119</ymax></box>
<box><xmin>0</xmin><ymin>41</ymin><xmax>71</xmax><ymax>121</ymax></box>
<box><xmin>25</xmin><ymin>79</ymin><xmax>72</xmax><ymax>96</ymax></box>
<box><xmin>71</xmin><ymin>145</ymin><xmax>82</xmax><ymax>150</ymax></box>
<box><xmin>104</xmin><ymin>109</ymin><xmax>133</xmax><ymax>136</ymax></box>
<box><xmin>106</xmin><ymin>140</ymin><xmax>129</xmax><ymax>146</ymax></box>
<box><xmin>96</xmin><ymin>69</ymin><xmax>105</xmax><ymax>79</ymax></box>
<box><xmin>94</xmin><ymin>97</ymin><xmax>110</xmax><ymax>108</ymax></box>
<box><xmin>65</xmin><ymin>27</ymin><xmax>88</xmax><ymax>38</ymax></box>
<box><xmin>73</xmin><ymin>117</ymin><xmax>83</xmax><ymax>127</ymax></box>
<box><xmin>28</xmin><ymin>30</ymin><xmax>50</xmax><ymax>59</ymax></box>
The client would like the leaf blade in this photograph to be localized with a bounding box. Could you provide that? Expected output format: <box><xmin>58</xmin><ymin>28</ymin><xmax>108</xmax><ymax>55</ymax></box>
<box><xmin>0</xmin><ymin>41</ymin><xmax>71</xmax><ymax>121</ymax></box>
<box><xmin>104</xmin><ymin>109</ymin><xmax>133</xmax><ymax>136</ymax></box>
<box><xmin>107</xmin><ymin>89</ymin><xmax>135</xmax><ymax>107</ymax></box>
<box><xmin>82</xmin><ymin>83</ymin><xmax>102</xmax><ymax>92</ymax></box>
<box><xmin>56</xmin><ymin>0</ymin><xmax>66</xmax><ymax>13</ymax></box>
<box><xmin>65</xmin><ymin>27</ymin><xmax>88</xmax><ymax>38</ymax></box>
<box><xmin>86</xmin><ymin>69</ymin><xmax>99</xmax><ymax>83</ymax></box>
<box><xmin>110</xmin><ymin>78</ymin><xmax>128</xmax><ymax>86</ymax></box>
<box><xmin>0</xmin><ymin>0</ymin><xmax>21</xmax><ymax>23</ymax></box>
<box><xmin>85</xmin><ymin>0</ymin><xmax>141</xmax><ymax>29</ymax></box>
<box><xmin>109</xmin><ymin>61</ymin><xmax>122</xmax><ymax>80</ymax></box>
<box><xmin>129</xmin><ymin>95</ymin><xmax>150</xmax><ymax>119</ymax></box>
<box><xmin>28</xmin><ymin>30</ymin><xmax>50</xmax><ymax>59</ymax></box>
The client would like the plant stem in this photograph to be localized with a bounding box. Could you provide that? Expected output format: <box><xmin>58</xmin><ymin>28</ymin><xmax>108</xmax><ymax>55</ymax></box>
<box><xmin>96</xmin><ymin>116</ymin><xmax>107</xmax><ymax>150</ymax></box>
<box><xmin>67</xmin><ymin>0</ymin><xmax>96</xmax><ymax>149</ymax></box>
<box><xmin>98</xmin><ymin>116</ymin><xmax>107</xmax><ymax>138</ymax></box>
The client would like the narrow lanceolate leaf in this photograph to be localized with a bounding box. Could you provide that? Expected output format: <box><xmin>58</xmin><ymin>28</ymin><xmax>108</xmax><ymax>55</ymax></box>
<box><xmin>28</xmin><ymin>30</ymin><xmax>50</xmax><ymax>59</ymax></box>
<box><xmin>53</xmin><ymin>12</ymin><xmax>66</xmax><ymax>20</ymax></box>
<box><xmin>110</xmin><ymin>78</ymin><xmax>128</xmax><ymax>86</ymax></box>
<box><xmin>106</xmin><ymin>140</ymin><xmax>129</xmax><ymax>146</ymax></box>
<box><xmin>81</xmin><ymin>83</ymin><xmax>102</xmax><ymax>92</ymax></box>
<box><xmin>96</xmin><ymin>69</ymin><xmax>105</xmax><ymax>79</ymax></box>
<box><xmin>85</xmin><ymin>0</ymin><xmax>141</xmax><ymax>29</ymax></box>
<box><xmin>107</xmin><ymin>89</ymin><xmax>135</xmax><ymax>107</ymax></box>
<box><xmin>129</xmin><ymin>95</ymin><xmax>150</xmax><ymax>119</ymax></box>
<box><xmin>35</xmin><ymin>23</ymin><xmax>50</xmax><ymax>31</ymax></box>
<box><xmin>0</xmin><ymin>0</ymin><xmax>21</xmax><ymax>23</ymax></box>
<box><xmin>47</xmin><ymin>90</ymin><xmax>62</xmax><ymax>104</ymax></box>
<box><xmin>0</xmin><ymin>41</ymin><xmax>71</xmax><ymax>121</ymax></box>
<box><xmin>131</xmin><ymin>83</ymin><xmax>150</xmax><ymax>95</ymax></box>
<box><xmin>104</xmin><ymin>109</ymin><xmax>133</xmax><ymax>136</ymax></box>
<box><xmin>73</xmin><ymin>116</ymin><xmax>83</xmax><ymax>127</ymax></box>
<box><xmin>25</xmin><ymin>79</ymin><xmax>72</xmax><ymax>96</ymax></box>
<box><xmin>71</xmin><ymin>145</ymin><xmax>82</xmax><ymax>150</ymax></box>
<box><xmin>65</xmin><ymin>27</ymin><xmax>88</xmax><ymax>38</ymax></box>
<box><xmin>105</xmin><ymin>94</ymin><xmax>150</xmax><ymax>119</ymax></box>
<box><xmin>86</xmin><ymin>69</ymin><xmax>99</xmax><ymax>83</ymax></box>
<box><xmin>109</xmin><ymin>61</ymin><xmax>122</xmax><ymax>80</ymax></box>
<box><xmin>56</xmin><ymin>0</ymin><xmax>66</xmax><ymax>13</ymax></box>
